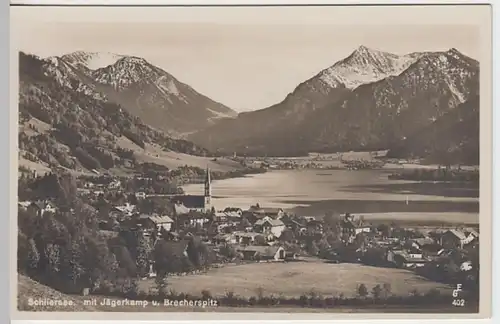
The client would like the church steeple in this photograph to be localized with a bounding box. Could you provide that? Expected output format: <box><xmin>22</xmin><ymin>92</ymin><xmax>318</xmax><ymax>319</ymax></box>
<box><xmin>204</xmin><ymin>167</ymin><xmax>211</xmax><ymax>211</ymax></box>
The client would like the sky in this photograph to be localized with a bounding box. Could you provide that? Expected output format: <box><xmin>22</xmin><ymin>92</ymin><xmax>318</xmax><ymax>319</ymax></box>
<box><xmin>12</xmin><ymin>6</ymin><xmax>487</xmax><ymax>112</ymax></box>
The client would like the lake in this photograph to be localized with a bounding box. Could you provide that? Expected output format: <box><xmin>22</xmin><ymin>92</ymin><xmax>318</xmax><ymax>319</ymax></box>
<box><xmin>182</xmin><ymin>169</ymin><xmax>480</xmax><ymax>224</ymax></box>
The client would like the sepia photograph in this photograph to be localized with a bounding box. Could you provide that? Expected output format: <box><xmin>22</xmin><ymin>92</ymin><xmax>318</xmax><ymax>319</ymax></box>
<box><xmin>9</xmin><ymin>3</ymin><xmax>492</xmax><ymax>320</ymax></box>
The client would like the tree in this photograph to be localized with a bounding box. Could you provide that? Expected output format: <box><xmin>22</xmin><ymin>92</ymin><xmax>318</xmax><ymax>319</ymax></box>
<box><xmin>127</xmin><ymin>193</ymin><xmax>138</xmax><ymax>206</ymax></box>
<box><xmin>155</xmin><ymin>275</ymin><xmax>168</xmax><ymax>298</ymax></box>
<box><xmin>60</xmin><ymin>237</ymin><xmax>85</xmax><ymax>291</ymax></box>
<box><xmin>280</xmin><ymin>229</ymin><xmax>295</xmax><ymax>243</ymax></box>
<box><xmin>323</xmin><ymin>212</ymin><xmax>341</xmax><ymax>233</ymax></box>
<box><xmin>382</xmin><ymin>283</ymin><xmax>392</xmax><ymax>299</ymax></box>
<box><xmin>307</xmin><ymin>241</ymin><xmax>319</xmax><ymax>256</ymax></box>
<box><xmin>353</xmin><ymin>233</ymin><xmax>368</xmax><ymax>250</ymax></box>
<box><xmin>20</xmin><ymin>236</ymin><xmax>40</xmax><ymax>272</ymax></box>
<box><xmin>113</xmin><ymin>245</ymin><xmax>137</xmax><ymax>277</ymax></box>
<box><xmin>240</xmin><ymin>218</ymin><xmax>251</xmax><ymax>229</ymax></box>
<box><xmin>135</xmin><ymin>234</ymin><xmax>152</xmax><ymax>276</ymax></box>
<box><xmin>44</xmin><ymin>243</ymin><xmax>61</xmax><ymax>276</ymax></box>
<box><xmin>357</xmin><ymin>284</ymin><xmax>368</xmax><ymax>298</ymax></box>
<box><xmin>317</xmin><ymin>238</ymin><xmax>331</xmax><ymax>253</ymax></box>
<box><xmin>153</xmin><ymin>240</ymin><xmax>188</xmax><ymax>277</ymax></box>
<box><xmin>371</xmin><ymin>284</ymin><xmax>382</xmax><ymax>299</ymax></box>
<box><xmin>219</xmin><ymin>244</ymin><xmax>237</xmax><ymax>260</ymax></box>
<box><xmin>55</xmin><ymin>172</ymin><xmax>78</xmax><ymax>207</ymax></box>
<box><xmin>187</xmin><ymin>237</ymin><xmax>211</xmax><ymax>268</ymax></box>
<box><xmin>377</xmin><ymin>224</ymin><xmax>391</xmax><ymax>237</ymax></box>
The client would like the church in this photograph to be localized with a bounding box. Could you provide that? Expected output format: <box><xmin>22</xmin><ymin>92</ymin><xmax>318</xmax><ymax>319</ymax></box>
<box><xmin>172</xmin><ymin>167</ymin><xmax>212</xmax><ymax>214</ymax></box>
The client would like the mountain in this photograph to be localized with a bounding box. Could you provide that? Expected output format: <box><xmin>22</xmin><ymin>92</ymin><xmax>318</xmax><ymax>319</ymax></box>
<box><xmin>317</xmin><ymin>45</ymin><xmax>418</xmax><ymax>90</ymax></box>
<box><xmin>60</xmin><ymin>51</ymin><xmax>125</xmax><ymax>70</ymax></box>
<box><xmin>187</xmin><ymin>47</ymin><xmax>479</xmax><ymax>157</ymax></box>
<box><xmin>18</xmin><ymin>52</ymin><xmax>212</xmax><ymax>174</ymax></box>
<box><xmin>387</xmin><ymin>95</ymin><xmax>480</xmax><ymax>165</ymax></box>
<box><xmin>49</xmin><ymin>51</ymin><xmax>237</xmax><ymax>134</ymax></box>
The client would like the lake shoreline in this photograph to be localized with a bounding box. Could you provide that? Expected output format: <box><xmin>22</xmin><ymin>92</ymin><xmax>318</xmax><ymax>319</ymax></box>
<box><xmin>183</xmin><ymin>169</ymin><xmax>479</xmax><ymax>225</ymax></box>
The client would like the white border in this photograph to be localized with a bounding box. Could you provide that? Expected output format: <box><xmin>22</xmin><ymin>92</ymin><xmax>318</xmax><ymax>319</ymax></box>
<box><xmin>7</xmin><ymin>0</ymin><xmax>495</xmax><ymax>6</ymax></box>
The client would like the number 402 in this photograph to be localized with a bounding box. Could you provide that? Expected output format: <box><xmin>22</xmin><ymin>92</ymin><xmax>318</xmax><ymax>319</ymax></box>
<box><xmin>452</xmin><ymin>299</ymin><xmax>465</xmax><ymax>307</ymax></box>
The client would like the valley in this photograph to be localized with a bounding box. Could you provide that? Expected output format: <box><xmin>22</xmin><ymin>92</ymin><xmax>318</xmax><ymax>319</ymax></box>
<box><xmin>16</xmin><ymin>42</ymin><xmax>481</xmax><ymax>314</ymax></box>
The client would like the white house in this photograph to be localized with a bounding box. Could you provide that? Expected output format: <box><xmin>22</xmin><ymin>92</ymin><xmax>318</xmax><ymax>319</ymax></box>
<box><xmin>463</xmin><ymin>228</ymin><xmax>479</xmax><ymax>245</ymax></box>
<box><xmin>112</xmin><ymin>203</ymin><xmax>137</xmax><ymax>217</ymax></box>
<box><xmin>27</xmin><ymin>201</ymin><xmax>57</xmax><ymax>217</ymax></box>
<box><xmin>147</xmin><ymin>215</ymin><xmax>174</xmax><ymax>232</ymax></box>
<box><xmin>237</xmin><ymin>245</ymin><xmax>286</xmax><ymax>262</ymax></box>
<box><xmin>233</xmin><ymin>231</ymin><xmax>261</xmax><ymax>245</ymax></box>
<box><xmin>135</xmin><ymin>191</ymin><xmax>146</xmax><ymax>199</ymax></box>
<box><xmin>18</xmin><ymin>201</ymin><xmax>32</xmax><ymax>210</ymax></box>
<box><xmin>387</xmin><ymin>249</ymin><xmax>428</xmax><ymax>269</ymax></box>
<box><xmin>441</xmin><ymin>229</ymin><xmax>469</xmax><ymax>249</ymax></box>
<box><xmin>108</xmin><ymin>179</ymin><xmax>122</xmax><ymax>190</ymax></box>
<box><xmin>254</xmin><ymin>216</ymin><xmax>286</xmax><ymax>239</ymax></box>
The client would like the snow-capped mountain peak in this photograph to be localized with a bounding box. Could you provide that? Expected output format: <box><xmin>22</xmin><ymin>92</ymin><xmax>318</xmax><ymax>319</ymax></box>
<box><xmin>60</xmin><ymin>51</ymin><xmax>125</xmax><ymax>70</ymax></box>
<box><xmin>91</xmin><ymin>56</ymin><xmax>161</xmax><ymax>90</ymax></box>
<box><xmin>317</xmin><ymin>45</ymin><xmax>417</xmax><ymax>89</ymax></box>
<box><xmin>40</xmin><ymin>55</ymin><xmax>106</xmax><ymax>100</ymax></box>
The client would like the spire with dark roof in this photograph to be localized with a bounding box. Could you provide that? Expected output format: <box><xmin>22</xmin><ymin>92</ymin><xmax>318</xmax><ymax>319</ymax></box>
<box><xmin>204</xmin><ymin>167</ymin><xmax>211</xmax><ymax>198</ymax></box>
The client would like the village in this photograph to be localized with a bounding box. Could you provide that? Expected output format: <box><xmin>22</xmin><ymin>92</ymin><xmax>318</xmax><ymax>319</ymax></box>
<box><xmin>18</xmin><ymin>166</ymin><xmax>480</xmax><ymax>300</ymax></box>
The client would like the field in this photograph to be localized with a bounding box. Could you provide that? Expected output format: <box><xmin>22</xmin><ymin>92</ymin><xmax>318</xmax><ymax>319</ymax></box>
<box><xmin>18</xmin><ymin>271</ymin><xmax>474</xmax><ymax>314</ymax></box>
<box><xmin>115</xmin><ymin>136</ymin><xmax>243</xmax><ymax>172</ymax></box>
<box><xmin>139</xmin><ymin>259</ymin><xmax>452</xmax><ymax>299</ymax></box>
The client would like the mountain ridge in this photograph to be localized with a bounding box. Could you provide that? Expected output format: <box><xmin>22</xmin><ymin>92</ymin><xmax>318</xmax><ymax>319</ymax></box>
<box><xmin>187</xmin><ymin>46</ymin><xmax>479</xmax><ymax>159</ymax></box>
<box><xmin>44</xmin><ymin>51</ymin><xmax>238</xmax><ymax>135</ymax></box>
<box><xmin>18</xmin><ymin>51</ymin><xmax>217</xmax><ymax>175</ymax></box>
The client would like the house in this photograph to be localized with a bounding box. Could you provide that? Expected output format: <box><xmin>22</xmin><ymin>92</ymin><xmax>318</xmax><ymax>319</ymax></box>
<box><xmin>212</xmin><ymin>233</ymin><xmax>237</xmax><ymax>245</ymax></box>
<box><xmin>135</xmin><ymin>191</ymin><xmax>146</xmax><ymax>199</ymax></box>
<box><xmin>18</xmin><ymin>201</ymin><xmax>32</xmax><ymax>210</ymax></box>
<box><xmin>112</xmin><ymin>203</ymin><xmax>137</xmax><ymax>218</ymax></box>
<box><xmin>340</xmin><ymin>213</ymin><xmax>370</xmax><ymax>241</ymax></box>
<box><xmin>284</xmin><ymin>218</ymin><xmax>305</xmax><ymax>231</ymax></box>
<box><xmin>108</xmin><ymin>179</ymin><xmax>122</xmax><ymax>190</ymax></box>
<box><xmin>460</xmin><ymin>261</ymin><xmax>473</xmax><ymax>272</ymax></box>
<box><xmin>223</xmin><ymin>207</ymin><xmax>243</xmax><ymax>217</ymax></box>
<box><xmin>144</xmin><ymin>214</ymin><xmax>174</xmax><ymax>232</ymax></box>
<box><xmin>172</xmin><ymin>196</ymin><xmax>209</xmax><ymax>213</ymax></box>
<box><xmin>83</xmin><ymin>182</ymin><xmax>95</xmax><ymax>189</ymax></box>
<box><xmin>237</xmin><ymin>245</ymin><xmax>286</xmax><ymax>261</ymax></box>
<box><xmin>306</xmin><ymin>219</ymin><xmax>324</xmax><ymax>235</ymax></box>
<box><xmin>214</xmin><ymin>209</ymin><xmax>241</xmax><ymax>222</ymax></box>
<box><xmin>254</xmin><ymin>216</ymin><xmax>286</xmax><ymax>239</ymax></box>
<box><xmin>247</xmin><ymin>205</ymin><xmax>285</xmax><ymax>219</ymax></box>
<box><xmin>163</xmin><ymin>231</ymin><xmax>181</xmax><ymax>241</ymax></box>
<box><xmin>27</xmin><ymin>201</ymin><xmax>57</xmax><ymax>217</ymax></box>
<box><xmin>410</xmin><ymin>237</ymin><xmax>442</xmax><ymax>256</ymax></box>
<box><xmin>463</xmin><ymin>228</ymin><xmax>479</xmax><ymax>245</ymax></box>
<box><xmin>214</xmin><ymin>211</ymin><xmax>228</xmax><ymax>222</ymax></box>
<box><xmin>411</xmin><ymin>237</ymin><xmax>436</xmax><ymax>250</ymax></box>
<box><xmin>262</xmin><ymin>208</ymin><xmax>285</xmax><ymax>219</ymax></box>
<box><xmin>285</xmin><ymin>251</ymin><xmax>300</xmax><ymax>261</ymax></box>
<box><xmin>440</xmin><ymin>229</ymin><xmax>468</xmax><ymax>249</ymax></box>
<box><xmin>387</xmin><ymin>249</ymin><xmax>428</xmax><ymax>269</ymax></box>
<box><xmin>233</xmin><ymin>231</ymin><xmax>261</xmax><ymax>245</ymax></box>
<box><xmin>174</xmin><ymin>203</ymin><xmax>191</xmax><ymax>215</ymax></box>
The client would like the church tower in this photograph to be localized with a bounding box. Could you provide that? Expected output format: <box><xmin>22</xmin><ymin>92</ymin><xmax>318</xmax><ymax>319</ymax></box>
<box><xmin>204</xmin><ymin>167</ymin><xmax>212</xmax><ymax>212</ymax></box>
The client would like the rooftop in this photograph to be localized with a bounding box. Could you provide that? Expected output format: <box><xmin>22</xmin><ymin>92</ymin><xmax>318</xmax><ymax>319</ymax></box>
<box><xmin>148</xmin><ymin>215</ymin><xmax>174</xmax><ymax>224</ymax></box>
